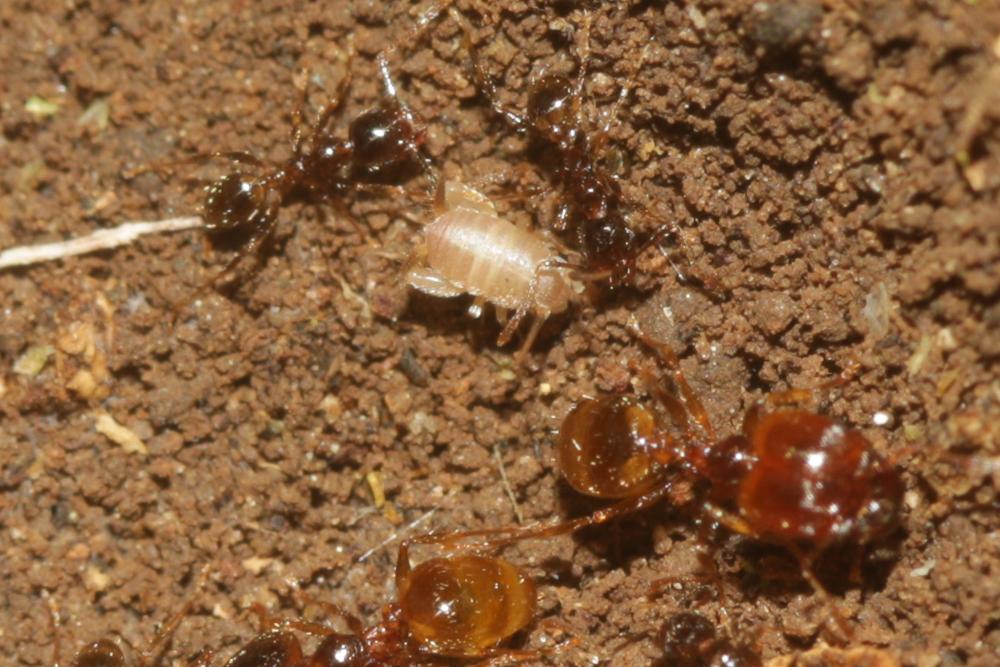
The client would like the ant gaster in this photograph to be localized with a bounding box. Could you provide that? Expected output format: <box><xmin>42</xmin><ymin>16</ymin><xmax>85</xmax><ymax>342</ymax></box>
<box><xmin>193</xmin><ymin>541</ymin><xmax>547</xmax><ymax>666</ymax></box>
<box><xmin>160</xmin><ymin>5</ymin><xmax>450</xmax><ymax>289</ymax></box>
<box><xmin>451</xmin><ymin>7</ymin><xmax>691</xmax><ymax>285</ymax></box>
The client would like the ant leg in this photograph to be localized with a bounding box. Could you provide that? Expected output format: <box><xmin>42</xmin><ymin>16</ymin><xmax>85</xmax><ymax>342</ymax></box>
<box><xmin>570</xmin><ymin>11</ymin><xmax>593</xmax><ymax>106</ymax></box>
<box><xmin>327</xmin><ymin>196</ymin><xmax>367</xmax><ymax>237</ymax></box>
<box><xmin>248</xmin><ymin>603</ymin><xmax>282</xmax><ymax>632</ymax></box>
<box><xmin>744</xmin><ymin>360</ymin><xmax>862</xmax><ymax>435</ymax></box>
<box><xmin>786</xmin><ymin>545</ymin><xmax>855</xmax><ymax>643</ymax></box>
<box><xmin>248</xmin><ymin>602</ymin><xmax>336</xmax><ymax>638</ymax></box>
<box><xmin>294</xmin><ymin>591</ymin><xmax>364</xmax><ymax>636</ymax></box>
<box><xmin>592</xmin><ymin>38</ymin><xmax>652</xmax><ymax>158</ymax></box>
<box><xmin>449</xmin><ymin>7</ymin><xmax>529</xmax><ymax>129</ymax></box>
<box><xmin>630</xmin><ymin>324</ymin><xmax>716</xmax><ymax>442</ymax></box>
<box><xmin>138</xmin><ymin>564</ymin><xmax>211</xmax><ymax>667</ymax></box>
<box><xmin>553</xmin><ymin>202</ymin><xmax>572</xmax><ymax>233</ymax></box>
<box><xmin>214</xmin><ymin>197</ymin><xmax>281</xmax><ymax>287</ymax></box>
<box><xmin>472</xmin><ymin>622</ymin><xmax>578</xmax><ymax>666</ymax></box>
<box><xmin>352</xmin><ymin>182</ymin><xmax>427</xmax><ymax>202</ymax></box>
<box><xmin>396</xmin><ymin>540</ymin><xmax>414</xmax><ymax>594</ymax></box>
<box><xmin>167</xmin><ymin>202</ymin><xmax>278</xmax><ymax>323</ymax></box>
<box><xmin>466</xmin><ymin>163</ymin><xmax>549</xmax><ymax>206</ymax></box>
<box><xmin>181</xmin><ymin>151</ymin><xmax>266</xmax><ymax>169</ymax></box>
<box><xmin>45</xmin><ymin>596</ymin><xmax>62</xmax><ymax>667</ymax></box>
<box><xmin>701</xmin><ymin>501</ymin><xmax>754</xmax><ymax>537</ymax></box>
<box><xmin>634</xmin><ymin>208</ymin><xmax>726</xmax><ymax>299</ymax></box>
<box><xmin>413</xmin><ymin>481</ymin><xmax>674</xmax><ymax>551</ymax></box>
<box><xmin>189</xmin><ymin>649</ymin><xmax>216</xmax><ymax>667</ymax></box>
<box><xmin>471</xmin><ymin>649</ymin><xmax>542</xmax><ymax>666</ymax></box>
<box><xmin>308</xmin><ymin>39</ymin><xmax>357</xmax><ymax>144</ymax></box>
<box><xmin>289</xmin><ymin>72</ymin><xmax>310</xmax><ymax>155</ymax></box>
<box><xmin>124</xmin><ymin>151</ymin><xmax>265</xmax><ymax>180</ymax></box>
<box><xmin>378</xmin><ymin>51</ymin><xmax>438</xmax><ymax>185</ymax></box>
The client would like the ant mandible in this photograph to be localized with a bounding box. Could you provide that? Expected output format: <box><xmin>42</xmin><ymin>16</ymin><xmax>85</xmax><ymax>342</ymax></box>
<box><xmin>191</xmin><ymin>540</ymin><xmax>550</xmax><ymax>666</ymax></box>
<box><xmin>153</xmin><ymin>3</ymin><xmax>451</xmax><ymax>290</ymax></box>
<box><xmin>450</xmin><ymin>5</ymin><xmax>693</xmax><ymax>285</ymax></box>
<box><xmin>426</xmin><ymin>325</ymin><xmax>904</xmax><ymax>629</ymax></box>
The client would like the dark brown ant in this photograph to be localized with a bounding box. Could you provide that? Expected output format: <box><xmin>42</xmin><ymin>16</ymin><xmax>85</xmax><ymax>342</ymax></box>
<box><xmin>144</xmin><ymin>4</ymin><xmax>452</xmax><ymax>291</ymax></box>
<box><xmin>450</xmin><ymin>6</ymin><xmax>693</xmax><ymax>285</ymax></box>
<box><xmin>658</xmin><ymin>612</ymin><xmax>761</xmax><ymax>667</ymax></box>
<box><xmin>191</xmin><ymin>540</ymin><xmax>558</xmax><ymax>666</ymax></box>
<box><xmin>426</xmin><ymin>326</ymin><xmax>904</xmax><ymax>633</ymax></box>
<box><xmin>48</xmin><ymin>567</ymin><xmax>207</xmax><ymax>667</ymax></box>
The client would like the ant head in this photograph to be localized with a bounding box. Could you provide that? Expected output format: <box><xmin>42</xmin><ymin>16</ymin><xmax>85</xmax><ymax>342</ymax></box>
<box><xmin>659</xmin><ymin>612</ymin><xmax>716</xmax><ymax>667</ymax></box>
<box><xmin>312</xmin><ymin>633</ymin><xmax>369</xmax><ymax>667</ymax></box>
<box><xmin>578</xmin><ymin>215</ymin><xmax>637</xmax><ymax>271</ymax></box>
<box><xmin>527</xmin><ymin>74</ymin><xmax>578</xmax><ymax>144</ymax></box>
<box><xmin>349</xmin><ymin>105</ymin><xmax>425</xmax><ymax>183</ymax></box>
<box><xmin>71</xmin><ymin>639</ymin><xmax>126</xmax><ymax>667</ymax></box>
<box><xmin>202</xmin><ymin>172</ymin><xmax>268</xmax><ymax>233</ymax></box>
<box><xmin>853</xmin><ymin>460</ymin><xmax>905</xmax><ymax>542</ymax></box>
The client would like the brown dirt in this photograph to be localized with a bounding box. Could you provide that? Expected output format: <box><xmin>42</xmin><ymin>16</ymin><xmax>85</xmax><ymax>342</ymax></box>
<box><xmin>2</xmin><ymin>1</ymin><xmax>998</xmax><ymax>665</ymax></box>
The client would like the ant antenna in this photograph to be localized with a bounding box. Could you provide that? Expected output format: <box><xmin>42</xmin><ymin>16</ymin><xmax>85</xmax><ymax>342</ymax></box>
<box><xmin>46</xmin><ymin>593</ymin><xmax>62</xmax><ymax>667</ymax></box>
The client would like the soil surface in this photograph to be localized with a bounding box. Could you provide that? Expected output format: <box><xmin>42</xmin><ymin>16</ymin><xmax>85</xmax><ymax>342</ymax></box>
<box><xmin>2</xmin><ymin>1</ymin><xmax>998</xmax><ymax>665</ymax></box>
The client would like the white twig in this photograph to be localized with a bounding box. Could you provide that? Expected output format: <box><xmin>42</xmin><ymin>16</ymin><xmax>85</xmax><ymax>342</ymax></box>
<box><xmin>0</xmin><ymin>216</ymin><xmax>202</xmax><ymax>270</ymax></box>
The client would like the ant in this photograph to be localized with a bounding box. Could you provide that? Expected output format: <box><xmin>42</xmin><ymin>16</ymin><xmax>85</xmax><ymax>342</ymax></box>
<box><xmin>143</xmin><ymin>3</ymin><xmax>451</xmax><ymax>291</ymax></box>
<box><xmin>449</xmin><ymin>5</ymin><xmax>696</xmax><ymax>286</ymax></box>
<box><xmin>48</xmin><ymin>567</ymin><xmax>208</xmax><ymax>667</ymax></box>
<box><xmin>192</xmin><ymin>540</ymin><xmax>557</xmax><ymax>666</ymax></box>
<box><xmin>658</xmin><ymin>612</ymin><xmax>761</xmax><ymax>667</ymax></box>
<box><xmin>425</xmin><ymin>325</ymin><xmax>904</xmax><ymax>634</ymax></box>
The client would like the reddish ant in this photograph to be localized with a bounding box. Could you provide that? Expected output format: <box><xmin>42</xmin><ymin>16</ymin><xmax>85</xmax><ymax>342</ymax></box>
<box><xmin>658</xmin><ymin>612</ymin><xmax>761</xmax><ymax>667</ymax></box>
<box><xmin>192</xmin><ymin>540</ymin><xmax>560</xmax><ymax>666</ymax></box>
<box><xmin>424</xmin><ymin>325</ymin><xmax>904</xmax><ymax>633</ymax></box>
<box><xmin>141</xmin><ymin>4</ymin><xmax>451</xmax><ymax>290</ymax></box>
<box><xmin>449</xmin><ymin>6</ymin><xmax>696</xmax><ymax>286</ymax></box>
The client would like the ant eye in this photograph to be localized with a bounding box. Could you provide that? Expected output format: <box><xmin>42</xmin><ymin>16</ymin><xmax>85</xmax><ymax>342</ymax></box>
<box><xmin>203</xmin><ymin>173</ymin><xmax>263</xmax><ymax>232</ymax></box>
